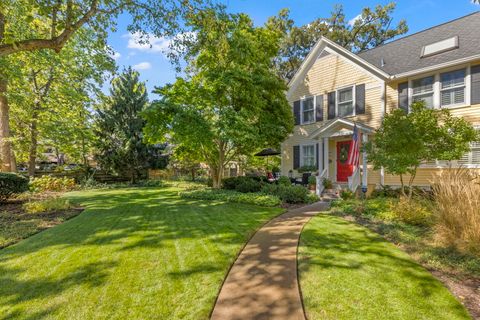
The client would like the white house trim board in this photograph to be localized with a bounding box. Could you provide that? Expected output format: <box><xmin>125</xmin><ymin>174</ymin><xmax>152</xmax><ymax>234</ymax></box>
<box><xmin>309</xmin><ymin>118</ymin><xmax>374</xmax><ymax>140</ymax></box>
<box><xmin>392</xmin><ymin>54</ymin><xmax>480</xmax><ymax>80</ymax></box>
<box><xmin>287</xmin><ymin>36</ymin><xmax>390</xmax><ymax>101</ymax></box>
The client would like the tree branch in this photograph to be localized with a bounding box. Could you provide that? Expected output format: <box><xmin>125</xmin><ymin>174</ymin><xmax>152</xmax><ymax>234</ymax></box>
<box><xmin>0</xmin><ymin>0</ymin><xmax>103</xmax><ymax>56</ymax></box>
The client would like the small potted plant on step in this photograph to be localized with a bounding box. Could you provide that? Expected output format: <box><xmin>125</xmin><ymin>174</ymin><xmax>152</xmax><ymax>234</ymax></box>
<box><xmin>308</xmin><ymin>175</ymin><xmax>317</xmax><ymax>191</ymax></box>
<box><xmin>322</xmin><ymin>178</ymin><xmax>334</xmax><ymax>193</ymax></box>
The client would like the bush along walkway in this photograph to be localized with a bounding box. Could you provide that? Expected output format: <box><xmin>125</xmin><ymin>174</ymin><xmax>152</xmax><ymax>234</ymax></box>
<box><xmin>211</xmin><ymin>201</ymin><xmax>330</xmax><ymax>320</ymax></box>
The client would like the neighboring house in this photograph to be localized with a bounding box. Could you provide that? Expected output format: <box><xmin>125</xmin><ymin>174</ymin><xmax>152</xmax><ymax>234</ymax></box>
<box><xmin>281</xmin><ymin>12</ymin><xmax>480</xmax><ymax>195</ymax></box>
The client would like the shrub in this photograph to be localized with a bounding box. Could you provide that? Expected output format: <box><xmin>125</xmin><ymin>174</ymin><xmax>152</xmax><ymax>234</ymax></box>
<box><xmin>261</xmin><ymin>184</ymin><xmax>309</xmax><ymax>204</ymax></box>
<box><xmin>340</xmin><ymin>189</ymin><xmax>355</xmax><ymax>200</ymax></box>
<box><xmin>30</xmin><ymin>176</ymin><xmax>76</xmax><ymax>192</ymax></box>
<box><xmin>371</xmin><ymin>185</ymin><xmax>433</xmax><ymax>199</ymax></box>
<box><xmin>370</xmin><ymin>185</ymin><xmax>400</xmax><ymax>198</ymax></box>
<box><xmin>306</xmin><ymin>193</ymin><xmax>320</xmax><ymax>204</ymax></box>
<box><xmin>277</xmin><ymin>176</ymin><xmax>291</xmax><ymax>186</ymax></box>
<box><xmin>134</xmin><ymin>180</ymin><xmax>165</xmax><ymax>187</ymax></box>
<box><xmin>433</xmin><ymin>168</ymin><xmax>480</xmax><ymax>255</ymax></box>
<box><xmin>236</xmin><ymin>178</ymin><xmax>263</xmax><ymax>193</ymax></box>
<box><xmin>0</xmin><ymin>173</ymin><xmax>29</xmax><ymax>201</ymax></box>
<box><xmin>23</xmin><ymin>198</ymin><xmax>76</xmax><ymax>214</ymax></box>
<box><xmin>390</xmin><ymin>197</ymin><xmax>432</xmax><ymax>226</ymax></box>
<box><xmin>179</xmin><ymin>189</ymin><xmax>281</xmax><ymax>207</ymax></box>
<box><xmin>222</xmin><ymin>176</ymin><xmax>264</xmax><ymax>193</ymax></box>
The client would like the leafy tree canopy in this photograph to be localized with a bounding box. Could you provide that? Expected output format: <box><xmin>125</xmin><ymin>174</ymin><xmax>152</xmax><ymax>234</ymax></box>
<box><xmin>143</xmin><ymin>8</ymin><xmax>293</xmax><ymax>187</ymax></box>
<box><xmin>365</xmin><ymin>102</ymin><xmax>479</xmax><ymax>197</ymax></box>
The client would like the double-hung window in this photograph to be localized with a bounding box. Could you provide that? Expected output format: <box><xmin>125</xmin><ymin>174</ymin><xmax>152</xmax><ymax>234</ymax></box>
<box><xmin>440</xmin><ymin>69</ymin><xmax>466</xmax><ymax>107</ymax></box>
<box><xmin>302</xmin><ymin>145</ymin><xmax>316</xmax><ymax>167</ymax></box>
<box><xmin>301</xmin><ymin>97</ymin><xmax>314</xmax><ymax>124</ymax></box>
<box><xmin>337</xmin><ymin>86</ymin><xmax>354</xmax><ymax>117</ymax></box>
<box><xmin>412</xmin><ymin>76</ymin><xmax>434</xmax><ymax>108</ymax></box>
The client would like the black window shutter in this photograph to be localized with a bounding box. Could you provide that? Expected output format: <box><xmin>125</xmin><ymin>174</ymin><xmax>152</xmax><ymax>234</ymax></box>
<box><xmin>293</xmin><ymin>146</ymin><xmax>300</xmax><ymax>170</ymax></box>
<box><xmin>398</xmin><ymin>82</ymin><xmax>409</xmax><ymax>113</ymax></box>
<box><xmin>471</xmin><ymin>65</ymin><xmax>480</xmax><ymax>105</ymax></box>
<box><xmin>355</xmin><ymin>84</ymin><xmax>366</xmax><ymax>114</ymax></box>
<box><xmin>316</xmin><ymin>143</ymin><xmax>320</xmax><ymax>170</ymax></box>
<box><xmin>315</xmin><ymin>95</ymin><xmax>324</xmax><ymax>122</ymax></box>
<box><xmin>327</xmin><ymin>92</ymin><xmax>336</xmax><ymax>119</ymax></box>
<box><xmin>293</xmin><ymin>100</ymin><xmax>301</xmax><ymax>125</ymax></box>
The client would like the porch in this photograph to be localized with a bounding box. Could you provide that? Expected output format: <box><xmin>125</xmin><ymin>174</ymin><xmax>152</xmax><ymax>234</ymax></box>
<box><xmin>309</xmin><ymin>119</ymin><xmax>374</xmax><ymax>196</ymax></box>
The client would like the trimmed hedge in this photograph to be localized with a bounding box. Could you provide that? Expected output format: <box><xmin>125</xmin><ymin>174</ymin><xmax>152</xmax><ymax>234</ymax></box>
<box><xmin>0</xmin><ymin>173</ymin><xmax>29</xmax><ymax>201</ymax></box>
<box><xmin>222</xmin><ymin>176</ymin><xmax>266</xmax><ymax>193</ymax></box>
<box><xmin>179</xmin><ymin>189</ymin><xmax>281</xmax><ymax>207</ymax></box>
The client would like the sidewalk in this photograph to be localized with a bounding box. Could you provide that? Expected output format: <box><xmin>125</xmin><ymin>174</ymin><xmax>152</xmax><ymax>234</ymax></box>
<box><xmin>210</xmin><ymin>201</ymin><xmax>329</xmax><ymax>320</ymax></box>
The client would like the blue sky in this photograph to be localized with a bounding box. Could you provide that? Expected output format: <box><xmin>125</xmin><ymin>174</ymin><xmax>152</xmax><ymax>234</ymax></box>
<box><xmin>106</xmin><ymin>0</ymin><xmax>479</xmax><ymax>95</ymax></box>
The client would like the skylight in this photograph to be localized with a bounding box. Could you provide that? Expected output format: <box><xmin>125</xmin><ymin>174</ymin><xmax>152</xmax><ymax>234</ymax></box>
<box><xmin>421</xmin><ymin>36</ymin><xmax>459</xmax><ymax>58</ymax></box>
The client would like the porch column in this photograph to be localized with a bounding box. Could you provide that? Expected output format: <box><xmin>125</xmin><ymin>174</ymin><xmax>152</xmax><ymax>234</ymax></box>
<box><xmin>323</xmin><ymin>137</ymin><xmax>329</xmax><ymax>178</ymax></box>
<box><xmin>362</xmin><ymin>133</ymin><xmax>368</xmax><ymax>189</ymax></box>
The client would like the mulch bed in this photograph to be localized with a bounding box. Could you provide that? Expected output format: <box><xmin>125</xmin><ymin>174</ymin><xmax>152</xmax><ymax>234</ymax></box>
<box><xmin>0</xmin><ymin>197</ymin><xmax>83</xmax><ymax>249</ymax></box>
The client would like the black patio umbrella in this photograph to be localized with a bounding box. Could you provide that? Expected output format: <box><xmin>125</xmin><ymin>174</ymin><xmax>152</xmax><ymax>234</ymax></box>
<box><xmin>254</xmin><ymin>148</ymin><xmax>281</xmax><ymax>157</ymax></box>
<box><xmin>254</xmin><ymin>148</ymin><xmax>281</xmax><ymax>169</ymax></box>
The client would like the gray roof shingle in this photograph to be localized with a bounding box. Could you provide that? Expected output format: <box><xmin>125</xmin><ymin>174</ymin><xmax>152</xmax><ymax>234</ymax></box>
<box><xmin>357</xmin><ymin>11</ymin><xmax>480</xmax><ymax>76</ymax></box>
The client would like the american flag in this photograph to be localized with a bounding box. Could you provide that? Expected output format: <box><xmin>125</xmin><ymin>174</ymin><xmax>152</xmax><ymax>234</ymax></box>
<box><xmin>347</xmin><ymin>124</ymin><xmax>360</xmax><ymax>167</ymax></box>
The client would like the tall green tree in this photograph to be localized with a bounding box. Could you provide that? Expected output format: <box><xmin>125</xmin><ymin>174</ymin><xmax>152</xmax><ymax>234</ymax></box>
<box><xmin>8</xmin><ymin>28</ymin><xmax>114</xmax><ymax>175</ymax></box>
<box><xmin>95</xmin><ymin>68</ymin><xmax>151</xmax><ymax>183</ymax></box>
<box><xmin>365</xmin><ymin>102</ymin><xmax>479</xmax><ymax>198</ymax></box>
<box><xmin>143</xmin><ymin>9</ymin><xmax>293</xmax><ymax>188</ymax></box>
<box><xmin>0</xmin><ymin>0</ymin><xmax>213</xmax><ymax>171</ymax></box>
<box><xmin>272</xmin><ymin>3</ymin><xmax>408</xmax><ymax>81</ymax></box>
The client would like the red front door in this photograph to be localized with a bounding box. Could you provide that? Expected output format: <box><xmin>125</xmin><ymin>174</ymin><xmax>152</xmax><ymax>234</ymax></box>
<box><xmin>336</xmin><ymin>141</ymin><xmax>354</xmax><ymax>182</ymax></box>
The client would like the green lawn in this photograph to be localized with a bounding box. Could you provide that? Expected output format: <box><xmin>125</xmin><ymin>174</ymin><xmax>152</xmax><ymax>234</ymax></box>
<box><xmin>0</xmin><ymin>187</ymin><xmax>282</xmax><ymax>320</ymax></box>
<box><xmin>298</xmin><ymin>214</ymin><xmax>471</xmax><ymax>320</ymax></box>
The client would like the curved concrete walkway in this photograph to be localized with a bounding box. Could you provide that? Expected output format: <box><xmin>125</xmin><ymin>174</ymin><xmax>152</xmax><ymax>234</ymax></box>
<box><xmin>211</xmin><ymin>201</ymin><xmax>329</xmax><ymax>320</ymax></box>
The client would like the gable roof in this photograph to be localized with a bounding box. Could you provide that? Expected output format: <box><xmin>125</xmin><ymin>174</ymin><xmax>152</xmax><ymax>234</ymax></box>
<box><xmin>287</xmin><ymin>37</ymin><xmax>389</xmax><ymax>100</ymax></box>
<box><xmin>358</xmin><ymin>11</ymin><xmax>480</xmax><ymax>77</ymax></box>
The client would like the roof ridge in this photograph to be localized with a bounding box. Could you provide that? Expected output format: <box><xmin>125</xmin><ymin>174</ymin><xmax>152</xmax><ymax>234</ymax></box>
<box><xmin>359</xmin><ymin>11</ymin><xmax>480</xmax><ymax>55</ymax></box>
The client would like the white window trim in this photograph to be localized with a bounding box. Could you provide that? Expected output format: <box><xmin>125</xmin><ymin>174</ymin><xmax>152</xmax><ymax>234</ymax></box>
<box><xmin>300</xmin><ymin>96</ymin><xmax>316</xmax><ymax>125</ymax></box>
<box><xmin>440</xmin><ymin>68</ymin><xmax>468</xmax><ymax>108</ymax></box>
<box><xmin>407</xmin><ymin>64</ymin><xmax>471</xmax><ymax>111</ymax></box>
<box><xmin>335</xmin><ymin>85</ymin><xmax>356</xmax><ymax>118</ymax></box>
<box><xmin>300</xmin><ymin>143</ymin><xmax>317</xmax><ymax>167</ymax></box>
<box><xmin>410</xmin><ymin>75</ymin><xmax>435</xmax><ymax>109</ymax></box>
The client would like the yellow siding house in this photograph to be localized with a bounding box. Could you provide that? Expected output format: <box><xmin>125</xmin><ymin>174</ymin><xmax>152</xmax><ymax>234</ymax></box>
<box><xmin>281</xmin><ymin>12</ymin><xmax>480</xmax><ymax>195</ymax></box>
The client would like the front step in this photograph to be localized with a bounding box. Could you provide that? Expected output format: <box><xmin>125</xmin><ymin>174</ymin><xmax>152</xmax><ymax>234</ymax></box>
<box><xmin>320</xmin><ymin>183</ymin><xmax>346</xmax><ymax>201</ymax></box>
<box><xmin>321</xmin><ymin>192</ymin><xmax>340</xmax><ymax>202</ymax></box>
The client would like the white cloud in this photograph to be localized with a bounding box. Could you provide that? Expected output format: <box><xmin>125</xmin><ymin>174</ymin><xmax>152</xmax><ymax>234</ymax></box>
<box><xmin>133</xmin><ymin>62</ymin><xmax>152</xmax><ymax>70</ymax></box>
<box><xmin>123</xmin><ymin>31</ymin><xmax>196</xmax><ymax>57</ymax></box>
<box><xmin>124</xmin><ymin>32</ymin><xmax>171</xmax><ymax>54</ymax></box>
<box><xmin>348</xmin><ymin>14</ymin><xmax>362</xmax><ymax>26</ymax></box>
<box><xmin>111</xmin><ymin>51</ymin><xmax>121</xmax><ymax>60</ymax></box>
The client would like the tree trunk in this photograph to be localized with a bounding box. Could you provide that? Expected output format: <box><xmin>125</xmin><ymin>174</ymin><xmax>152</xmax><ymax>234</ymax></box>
<box><xmin>28</xmin><ymin>113</ymin><xmax>39</xmax><ymax>176</ymax></box>
<box><xmin>10</xmin><ymin>147</ymin><xmax>16</xmax><ymax>173</ymax></box>
<box><xmin>0</xmin><ymin>77</ymin><xmax>12</xmax><ymax>172</ymax></box>
<box><xmin>0</xmin><ymin>13</ymin><xmax>11</xmax><ymax>172</ymax></box>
